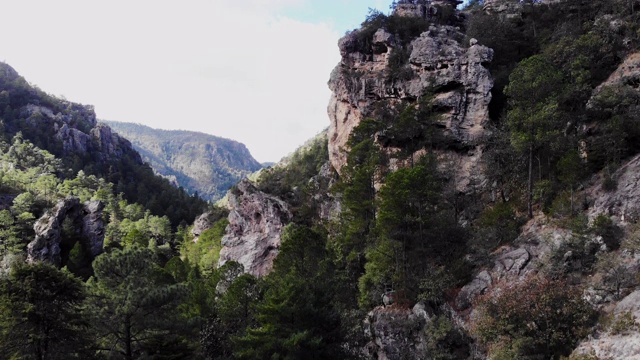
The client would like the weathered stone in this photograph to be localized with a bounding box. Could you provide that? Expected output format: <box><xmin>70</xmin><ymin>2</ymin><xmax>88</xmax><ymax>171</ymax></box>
<box><xmin>586</xmin><ymin>153</ymin><xmax>640</xmax><ymax>224</ymax></box>
<box><xmin>82</xmin><ymin>200</ymin><xmax>105</xmax><ymax>258</ymax></box>
<box><xmin>27</xmin><ymin>197</ymin><xmax>105</xmax><ymax>266</ymax></box>
<box><xmin>327</xmin><ymin>22</ymin><xmax>493</xmax><ymax>193</ymax></box>
<box><xmin>218</xmin><ymin>179</ymin><xmax>292</xmax><ymax>277</ymax></box>
<box><xmin>91</xmin><ymin>123</ymin><xmax>141</xmax><ymax>162</ymax></box>
<box><xmin>364</xmin><ymin>306</ymin><xmax>430</xmax><ymax>360</ymax></box>
<box><xmin>191</xmin><ymin>212</ymin><xmax>214</xmax><ymax>242</ymax></box>
<box><xmin>493</xmin><ymin>248</ymin><xmax>530</xmax><ymax>278</ymax></box>
<box><xmin>573</xmin><ymin>290</ymin><xmax>640</xmax><ymax>359</ymax></box>
<box><xmin>589</xmin><ymin>51</ymin><xmax>640</xmax><ymax>108</ymax></box>
<box><xmin>56</xmin><ymin>123</ymin><xmax>91</xmax><ymax>154</ymax></box>
<box><xmin>456</xmin><ymin>270</ymin><xmax>492</xmax><ymax>310</ymax></box>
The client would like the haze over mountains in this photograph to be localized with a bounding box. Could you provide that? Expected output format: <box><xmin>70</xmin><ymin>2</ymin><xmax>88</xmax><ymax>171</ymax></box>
<box><xmin>104</xmin><ymin>121</ymin><xmax>263</xmax><ymax>201</ymax></box>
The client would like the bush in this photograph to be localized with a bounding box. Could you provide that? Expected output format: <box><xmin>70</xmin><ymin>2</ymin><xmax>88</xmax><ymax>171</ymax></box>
<box><xmin>591</xmin><ymin>214</ymin><xmax>623</xmax><ymax>250</ymax></box>
<box><xmin>545</xmin><ymin>233</ymin><xmax>599</xmax><ymax>279</ymax></box>
<box><xmin>476</xmin><ymin>202</ymin><xmax>523</xmax><ymax>249</ymax></box>
<box><xmin>609</xmin><ymin>311</ymin><xmax>638</xmax><ymax>335</ymax></box>
<box><xmin>475</xmin><ymin>277</ymin><xmax>597</xmax><ymax>359</ymax></box>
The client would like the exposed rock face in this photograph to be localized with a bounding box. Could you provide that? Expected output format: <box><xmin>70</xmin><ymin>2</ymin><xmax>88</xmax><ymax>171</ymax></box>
<box><xmin>586</xmin><ymin>153</ymin><xmax>640</xmax><ymax>224</ymax></box>
<box><xmin>27</xmin><ymin>197</ymin><xmax>105</xmax><ymax>266</ymax></box>
<box><xmin>327</xmin><ymin>18</ymin><xmax>493</xmax><ymax>191</ymax></box>
<box><xmin>573</xmin><ymin>290</ymin><xmax>640</xmax><ymax>359</ymax></box>
<box><xmin>218</xmin><ymin>180</ymin><xmax>292</xmax><ymax>277</ymax></box>
<box><xmin>364</xmin><ymin>304</ymin><xmax>431</xmax><ymax>360</ymax></box>
<box><xmin>91</xmin><ymin>123</ymin><xmax>139</xmax><ymax>161</ymax></box>
<box><xmin>365</xmin><ymin>303</ymin><xmax>469</xmax><ymax>360</ymax></box>
<box><xmin>192</xmin><ymin>212</ymin><xmax>214</xmax><ymax>242</ymax></box>
<box><xmin>589</xmin><ymin>51</ymin><xmax>640</xmax><ymax>108</ymax></box>
<box><xmin>20</xmin><ymin>100</ymin><xmax>143</xmax><ymax>166</ymax></box>
<box><xmin>456</xmin><ymin>215</ymin><xmax>564</xmax><ymax>311</ymax></box>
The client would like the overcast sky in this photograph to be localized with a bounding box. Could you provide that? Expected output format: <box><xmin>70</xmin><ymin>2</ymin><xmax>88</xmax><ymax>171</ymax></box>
<box><xmin>0</xmin><ymin>0</ymin><xmax>392</xmax><ymax>163</ymax></box>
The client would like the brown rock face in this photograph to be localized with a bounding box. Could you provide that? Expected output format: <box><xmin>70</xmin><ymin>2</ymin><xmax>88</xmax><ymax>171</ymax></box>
<box><xmin>27</xmin><ymin>197</ymin><xmax>105</xmax><ymax>266</ymax></box>
<box><xmin>327</xmin><ymin>21</ymin><xmax>493</xmax><ymax>191</ymax></box>
<box><xmin>218</xmin><ymin>180</ymin><xmax>292</xmax><ymax>277</ymax></box>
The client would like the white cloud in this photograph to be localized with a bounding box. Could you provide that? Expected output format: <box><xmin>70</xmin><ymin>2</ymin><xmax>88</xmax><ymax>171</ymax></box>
<box><xmin>0</xmin><ymin>0</ymin><xmax>342</xmax><ymax>163</ymax></box>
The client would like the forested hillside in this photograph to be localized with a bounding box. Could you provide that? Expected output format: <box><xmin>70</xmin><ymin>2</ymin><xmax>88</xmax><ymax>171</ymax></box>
<box><xmin>104</xmin><ymin>121</ymin><xmax>262</xmax><ymax>201</ymax></box>
<box><xmin>0</xmin><ymin>63</ymin><xmax>207</xmax><ymax>226</ymax></box>
<box><xmin>3</xmin><ymin>0</ymin><xmax>640</xmax><ymax>359</ymax></box>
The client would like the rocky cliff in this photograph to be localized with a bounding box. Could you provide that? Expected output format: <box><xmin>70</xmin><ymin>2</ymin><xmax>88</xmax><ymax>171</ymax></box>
<box><xmin>217</xmin><ymin>179</ymin><xmax>292</xmax><ymax>277</ymax></box>
<box><xmin>17</xmin><ymin>101</ymin><xmax>142</xmax><ymax>166</ymax></box>
<box><xmin>104</xmin><ymin>121</ymin><xmax>262</xmax><ymax>201</ymax></box>
<box><xmin>327</xmin><ymin>2</ymin><xmax>493</xmax><ymax>191</ymax></box>
<box><xmin>27</xmin><ymin>197</ymin><xmax>105</xmax><ymax>267</ymax></box>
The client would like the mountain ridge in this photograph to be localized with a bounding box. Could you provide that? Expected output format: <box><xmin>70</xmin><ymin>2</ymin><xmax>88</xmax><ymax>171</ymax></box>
<box><xmin>103</xmin><ymin>121</ymin><xmax>263</xmax><ymax>201</ymax></box>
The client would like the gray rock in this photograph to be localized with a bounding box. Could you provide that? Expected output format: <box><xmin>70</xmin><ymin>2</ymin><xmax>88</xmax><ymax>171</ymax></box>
<box><xmin>27</xmin><ymin>197</ymin><xmax>105</xmax><ymax>266</ymax></box>
<box><xmin>456</xmin><ymin>270</ymin><xmax>492</xmax><ymax>310</ymax></box>
<box><xmin>493</xmin><ymin>247</ymin><xmax>530</xmax><ymax>278</ymax></box>
<box><xmin>191</xmin><ymin>212</ymin><xmax>214</xmax><ymax>241</ymax></box>
<box><xmin>573</xmin><ymin>290</ymin><xmax>640</xmax><ymax>359</ymax></box>
<box><xmin>218</xmin><ymin>180</ymin><xmax>292</xmax><ymax>277</ymax></box>
<box><xmin>327</xmin><ymin>23</ymin><xmax>493</xmax><ymax>193</ymax></box>
<box><xmin>364</xmin><ymin>306</ymin><xmax>430</xmax><ymax>360</ymax></box>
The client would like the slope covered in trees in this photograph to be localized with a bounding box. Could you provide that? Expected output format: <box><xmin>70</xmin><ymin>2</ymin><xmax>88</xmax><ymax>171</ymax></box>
<box><xmin>104</xmin><ymin>121</ymin><xmax>263</xmax><ymax>202</ymax></box>
<box><xmin>0</xmin><ymin>63</ymin><xmax>207</xmax><ymax>226</ymax></box>
<box><xmin>3</xmin><ymin>0</ymin><xmax>640</xmax><ymax>359</ymax></box>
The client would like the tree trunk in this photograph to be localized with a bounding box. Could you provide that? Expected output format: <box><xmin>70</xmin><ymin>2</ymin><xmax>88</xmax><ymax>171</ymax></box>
<box><xmin>528</xmin><ymin>144</ymin><xmax>533</xmax><ymax>218</ymax></box>
<box><xmin>125</xmin><ymin>316</ymin><xmax>133</xmax><ymax>360</ymax></box>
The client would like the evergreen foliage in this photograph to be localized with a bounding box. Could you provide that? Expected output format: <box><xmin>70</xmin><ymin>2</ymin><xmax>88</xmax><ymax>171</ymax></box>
<box><xmin>86</xmin><ymin>247</ymin><xmax>192</xmax><ymax>359</ymax></box>
<box><xmin>0</xmin><ymin>262</ymin><xmax>90</xmax><ymax>359</ymax></box>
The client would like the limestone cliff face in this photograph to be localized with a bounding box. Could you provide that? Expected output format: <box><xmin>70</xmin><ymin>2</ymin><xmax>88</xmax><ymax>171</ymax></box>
<box><xmin>27</xmin><ymin>197</ymin><xmax>105</xmax><ymax>266</ymax></box>
<box><xmin>327</xmin><ymin>5</ymin><xmax>493</xmax><ymax>191</ymax></box>
<box><xmin>218</xmin><ymin>180</ymin><xmax>292</xmax><ymax>277</ymax></box>
<box><xmin>20</xmin><ymin>104</ymin><xmax>143</xmax><ymax>165</ymax></box>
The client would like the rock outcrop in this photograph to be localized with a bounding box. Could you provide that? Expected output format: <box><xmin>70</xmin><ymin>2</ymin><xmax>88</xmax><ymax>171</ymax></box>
<box><xmin>218</xmin><ymin>180</ymin><xmax>292</xmax><ymax>277</ymax></box>
<box><xmin>192</xmin><ymin>211</ymin><xmax>215</xmax><ymax>242</ymax></box>
<box><xmin>587</xmin><ymin>152</ymin><xmax>640</xmax><ymax>224</ymax></box>
<box><xmin>20</xmin><ymin>100</ymin><xmax>143</xmax><ymax>165</ymax></box>
<box><xmin>456</xmin><ymin>215</ymin><xmax>565</xmax><ymax>311</ymax></box>
<box><xmin>327</xmin><ymin>10</ymin><xmax>493</xmax><ymax>192</ymax></box>
<box><xmin>573</xmin><ymin>290</ymin><xmax>640</xmax><ymax>359</ymax></box>
<box><xmin>364</xmin><ymin>304</ymin><xmax>431</xmax><ymax>360</ymax></box>
<box><xmin>27</xmin><ymin>197</ymin><xmax>105</xmax><ymax>266</ymax></box>
<box><xmin>365</xmin><ymin>303</ymin><xmax>469</xmax><ymax>360</ymax></box>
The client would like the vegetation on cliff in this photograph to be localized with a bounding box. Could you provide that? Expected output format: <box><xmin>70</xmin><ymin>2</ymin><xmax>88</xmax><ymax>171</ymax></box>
<box><xmin>2</xmin><ymin>0</ymin><xmax>640</xmax><ymax>359</ymax></box>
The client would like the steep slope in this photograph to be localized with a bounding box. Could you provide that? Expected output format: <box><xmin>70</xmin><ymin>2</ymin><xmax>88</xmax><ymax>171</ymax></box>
<box><xmin>103</xmin><ymin>121</ymin><xmax>262</xmax><ymax>201</ymax></box>
<box><xmin>0</xmin><ymin>62</ymin><xmax>206</xmax><ymax>225</ymax></box>
<box><xmin>328</xmin><ymin>0</ymin><xmax>492</xmax><ymax>192</ymax></box>
<box><xmin>195</xmin><ymin>1</ymin><xmax>640</xmax><ymax>359</ymax></box>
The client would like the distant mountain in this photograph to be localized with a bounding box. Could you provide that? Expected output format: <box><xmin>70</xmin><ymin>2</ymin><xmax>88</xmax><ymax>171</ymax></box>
<box><xmin>103</xmin><ymin>121</ymin><xmax>263</xmax><ymax>201</ymax></box>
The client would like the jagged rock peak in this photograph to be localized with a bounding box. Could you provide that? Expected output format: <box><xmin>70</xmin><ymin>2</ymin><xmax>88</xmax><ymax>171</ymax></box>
<box><xmin>218</xmin><ymin>179</ymin><xmax>292</xmax><ymax>277</ymax></box>
<box><xmin>328</xmin><ymin>17</ymin><xmax>493</xmax><ymax>191</ymax></box>
<box><xmin>27</xmin><ymin>197</ymin><xmax>105</xmax><ymax>266</ymax></box>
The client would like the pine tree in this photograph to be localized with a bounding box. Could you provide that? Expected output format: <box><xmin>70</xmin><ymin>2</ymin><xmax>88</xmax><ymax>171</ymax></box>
<box><xmin>85</xmin><ymin>247</ymin><xmax>192</xmax><ymax>359</ymax></box>
<box><xmin>0</xmin><ymin>262</ymin><xmax>90</xmax><ymax>360</ymax></box>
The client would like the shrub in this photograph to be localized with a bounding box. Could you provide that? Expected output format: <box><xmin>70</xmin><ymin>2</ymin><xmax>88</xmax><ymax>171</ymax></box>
<box><xmin>475</xmin><ymin>277</ymin><xmax>597</xmax><ymax>359</ymax></box>
<box><xmin>591</xmin><ymin>214</ymin><xmax>623</xmax><ymax>250</ymax></box>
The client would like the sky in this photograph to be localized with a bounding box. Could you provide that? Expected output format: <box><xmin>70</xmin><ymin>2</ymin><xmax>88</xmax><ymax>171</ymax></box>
<box><xmin>0</xmin><ymin>0</ymin><xmax>392</xmax><ymax>163</ymax></box>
